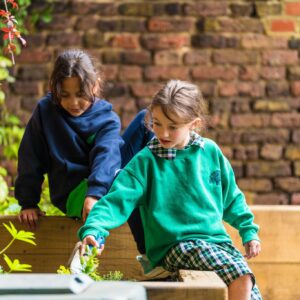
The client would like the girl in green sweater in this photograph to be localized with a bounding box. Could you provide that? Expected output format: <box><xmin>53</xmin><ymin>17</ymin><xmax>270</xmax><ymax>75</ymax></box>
<box><xmin>78</xmin><ymin>80</ymin><xmax>262</xmax><ymax>300</ymax></box>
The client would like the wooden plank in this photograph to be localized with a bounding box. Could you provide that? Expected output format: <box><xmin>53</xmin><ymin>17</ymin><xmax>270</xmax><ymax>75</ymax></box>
<box><xmin>141</xmin><ymin>281</ymin><xmax>228</xmax><ymax>300</ymax></box>
<box><xmin>225</xmin><ymin>205</ymin><xmax>300</xmax><ymax>263</ymax></box>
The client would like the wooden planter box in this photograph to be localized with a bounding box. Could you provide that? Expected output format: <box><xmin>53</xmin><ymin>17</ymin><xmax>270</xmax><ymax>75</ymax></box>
<box><xmin>0</xmin><ymin>205</ymin><xmax>299</xmax><ymax>299</ymax></box>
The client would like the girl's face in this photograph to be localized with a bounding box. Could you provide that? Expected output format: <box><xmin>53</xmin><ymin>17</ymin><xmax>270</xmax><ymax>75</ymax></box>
<box><xmin>151</xmin><ymin>106</ymin><xmax>198</xmax><ymax>149</ymax></box>
<box><xmin>59</xmin><ymin>77</ymin><xmax>92</xmax><ymax>117</ymax></box>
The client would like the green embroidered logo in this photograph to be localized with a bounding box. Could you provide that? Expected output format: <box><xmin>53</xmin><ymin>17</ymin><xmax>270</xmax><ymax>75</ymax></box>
<box><xmin>209</xmin><ymin>170</ymin><xmax>221</xmax><ymax>185</ymax></box>
<box><xmin>86</xmin><ymin>133</ymin><xmax>96</xmax><ymax>145</ymax></box>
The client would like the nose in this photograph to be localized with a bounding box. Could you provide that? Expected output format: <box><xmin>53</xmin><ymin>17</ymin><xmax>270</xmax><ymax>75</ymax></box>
<box><xmin>69</xmin><ymin>96</ymin><xmax>79</xmax><ymax>106</ymax></box>
<box><xmin>159</xmin><ymin>127</ymin><xmax>170</xmax><ymax>138</ymax></box>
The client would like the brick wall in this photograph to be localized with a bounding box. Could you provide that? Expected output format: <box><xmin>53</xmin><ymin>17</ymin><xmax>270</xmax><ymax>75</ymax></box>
<box><xmin>5</xmin><ymin>0</ymin><xmax>300</xmax><ymax>205</ymax></box>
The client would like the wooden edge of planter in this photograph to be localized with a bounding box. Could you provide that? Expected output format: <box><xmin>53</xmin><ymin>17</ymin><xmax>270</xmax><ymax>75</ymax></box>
<box><xmin>141</xmin><ymin>270</ymin><xmax>228</xmax><ymax>300</ymax></box>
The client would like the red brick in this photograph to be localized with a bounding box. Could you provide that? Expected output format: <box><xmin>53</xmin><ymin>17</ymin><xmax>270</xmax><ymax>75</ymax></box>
<box><xmin>154</xmin><ymin>51</ymin><xmax>182</xmax><ymax>66</ymax></box>
<box><xmin>71</xmin><ymin>2</ymin><xmax>117</xmax><ymax>15</ymax></box>
<box><xmin>238</xmin><ymin>82</ymin><xmax>265</xmax><ymax>97</ymax></box>
<box><xmin>76</xmin><ymin>16</ymin><xmax>99</xmax><ymax>31</ymax></box>
<box><xmin>213</xmin><ymin>50</ymin><xmax>258</xmax><ymax>64</ymax></box>
<box><xmin>242</xmin><ymin>129</ymin><xmax>290</xmax><ymax>144</ymax></box>
<box><xmin>130</xmin><ymin>82</ymin><xmax>163</xmax><ymax>98</ymax></box>
<box><xmin>291</xmin><ymin>81</ymin><xmax>300</xmax><ymax>96</ymax></box>
<box><xmin>234</xmin><ymin>145</ymin><xmax>259</xmax><ymax>160</ymax></box>
<box><xmin>218</xmin><ymin>19</ymin><xmax>264</xmax><ymax>33</ymax></box>
<box><xmin>17</xmin><ymin>49</ymin><xmax>52</xmax><ymax>64</ymax></box>
<box><xmin>253</xmin><ymin>193</ymin><xmax>288</xmax><ymax>205</ymax></box>
<box><xmin>237</xmin><ymin>178</ymin><xmax>273</xmax><ymax>192</ymax></box>
<box><xmin>292</xmin><ymin>130</ymin><xmax>300</xmax><ymax>143</ymax></box>
<box><xmin>184</xmin><ymin>2</ymin><xmax>228</xmax><ymax>16</ymax></box>
<box><xmin>12</xmin><ymin>81</ymin><xmax>42</xmax><ymax>95</ymax></box>
<box><xmin>192</xmin><ymin>66</ymin><xmax>238</xmax><ymax>81</ymax></box>
<box><xmin>260</xmin><ymin>67</ymin><xmax>285</xmax><ymax>80</ymax></box>
<box><xmin>272</xmin><ymin>113</ymin><xmax>300</xmax><ymax>127</ymax></box>
<box><xmin>271</xmin><ymin>20</ymin><xmax>296</xmax><ymax>32</ymax></box>
<box><xmin>266</xmin><ymin>81</ymin><xmax>289</xmax><ymax>97</ymax></box>
<box><xmin>198</xmin><ymin>82</ymin><xmax>216</xmax><ymax>97</ymax></box>
<box><xmin>247</xmin><ymin>161</ymin><xmax>291</xmax><ymax>177</ymax></box>
<box><xmin>122</xmin><ymin>51</ymin><xmax>152</xmax><ymax>65</ymax></box>
<box><xmin>148</xmin><ymin>17</ymin><xmax>194</xmax><ymax>32</ymax></box>
<box><xmin>239</xmin><ymin>66</ymin><xmax>259</xmax><ymax>81</ymax></box>
<box><xmin>209</xmin><ymin>113</ymin><xmax>229</xmax><ymax>129</ymax></box>
<box><xmin>108</xmin><ymin>34</ymin><xmax>140</xmax><ymax>49</ymax></box>
<box><xmin>141</xmin><ymin>34</ymin><xmax>189</xmax><ymax>50</ymax></box>
<box><xmin>285</xmin><ymin>2</ymin><xmax>300</xmax><ymax>15</ymax></box>
<box><xmin>184</xmin><ymin>51</ymin><xmax>211</xmax><ymax>65</ymax></box>
<box><xmin>231</xmin><ymin>114</ymin><xmax>271</xmax><ymax>128</ymax></box>
<box><xmin>275</xmin><ymin>177</ymin><xmax>300</xmax><ymax>192</ymax></box>
<box><xmin>144</xmin><ymin>66</ymin><xmax>189</xmax><ymax>81</ymax></box>
<box><xmin>262</xmin><ymin>50</ymin><xmax>298</xmax><ymax>66</ymax></box>
<box><xmin>47</xmin><ymin>32</ymin><xmax>82</xmax><ymax>46</ymax></box>
<box><xmin>241</xmin><ymin>34</ymin><xmax>288</xmax><ymax>49</ymax></box>
<box><xmin>261</xmin><ymin>144</ymin><xmax>283</xmax><ymax>160</ymax></box>
<box><xmin>291</xmin><ymin>193</ymin><xmax>300</xmax><ymax>205</ymax></box>
<box><xmin>218</xmin><ymin>83</ymin><xmax>238</xmax><ymax>97</ymax></box>
<box><xmin>119</xmin><ymin>66</ymin><xmax>142</xmax><ymax>81</ymax></box>
<box><xmin>295</xmin><ymin>162</ymin><xmax>300</xmax><ymax>176</ymax></box>
<box><xmin>102</xmin><ymin>65</ymin><xmax>118</xmax><ymax>81</ymax></box>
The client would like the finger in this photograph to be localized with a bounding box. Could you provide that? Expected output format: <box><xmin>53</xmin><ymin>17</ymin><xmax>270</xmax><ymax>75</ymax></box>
<box><xmin>18</xmin><ymin>213</ymin><xmax>23</xmax><ymax>223</ymax></box>
<box><xmin>80</xmin><ymin>240</ymin><xmax>87</xmax><ymax>256</ymax></box>
<box><xmin>27</xmin><ymin>213</ymin><xmax>37</xmax><ymax>230</ymax></box>
<box><xmin>98</xmin><ymin>244</ymin><xmax>105</xmax><ymax>255</ymax></box>
<box><xmin>38</xmin><ymin>210</ymin><xmax>46</xmax><ymax>216</ymax></box>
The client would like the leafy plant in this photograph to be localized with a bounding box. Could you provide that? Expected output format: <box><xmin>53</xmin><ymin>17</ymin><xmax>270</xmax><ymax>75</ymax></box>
<box><xmin>57</xmin><ymin>246</ymin><xmax>124</xmax><ymax>281</ymax></box>
<box><xmin>0</xmin><ymin>221</ymin><xmax>35</xmax><ymax>272</ymax></box>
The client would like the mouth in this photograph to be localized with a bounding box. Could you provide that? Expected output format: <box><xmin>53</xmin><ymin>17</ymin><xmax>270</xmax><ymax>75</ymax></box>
<box><xmin>69</xmin><ymin>109</ymin><xmax>82</xmax><ymax>115</ymax></box>
<box><xmin>159</xmin><ymin>139</ymin><xmax>172</xmax><ymax>145</ymax></box>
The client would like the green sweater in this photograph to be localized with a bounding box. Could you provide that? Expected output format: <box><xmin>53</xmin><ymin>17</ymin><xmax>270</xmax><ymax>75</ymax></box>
<box><xmin>78</xmin><ymin>138</ymin><xmax>259</xmax><ymax>267</ymax></box>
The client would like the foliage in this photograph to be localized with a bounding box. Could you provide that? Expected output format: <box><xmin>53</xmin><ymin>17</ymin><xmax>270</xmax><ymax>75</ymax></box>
<box><xmin>57</xmin><ymin>246</ymin><xmax>124</xmax><ymax>281</ymax></box>
<box><xmin>0</xmin><ymin>221</ymin><xmax>35</xmax><ymax>272</ymax></box>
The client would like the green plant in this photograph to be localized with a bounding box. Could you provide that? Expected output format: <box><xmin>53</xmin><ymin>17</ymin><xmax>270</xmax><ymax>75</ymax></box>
<box><xmin>0</xmin><ymin>221</ymin><xmax>35</xmax><ymax>272</ymax></box>
<box><xmin>57</xmin><ymin>246</ymin><xmax>124</xmax><ymax>281</ymax></box>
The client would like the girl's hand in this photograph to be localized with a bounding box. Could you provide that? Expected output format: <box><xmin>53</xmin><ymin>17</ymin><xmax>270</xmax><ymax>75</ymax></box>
<box><xmin>18</xmin><ymin>208</ymin><xmax>45</xmax><ymax>230</ymax></box>
<box><xmin>82</xmin><ymin>196</ymin><xmax>98</xmax><ymax>223</ymax></box>
<box><xmin>80</xmin><ymin>235</ymin><xmax>105</xmax><ymax>256</ymax></box>
<box><xmin>244</xmin><ymin>240</ymin><xmax>261</xmax><ymax>259</ymax></box>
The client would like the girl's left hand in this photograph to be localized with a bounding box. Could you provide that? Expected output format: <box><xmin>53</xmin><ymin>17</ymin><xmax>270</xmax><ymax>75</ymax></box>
<box><xmin>244</xmin><ymin>240</ymin><xmax>261</xmax><ymax>259</ymax></box>
<box><xmin>82</xmin><ymin>196</ymin><xmax>98</xmax><ymax>223</ymax></box>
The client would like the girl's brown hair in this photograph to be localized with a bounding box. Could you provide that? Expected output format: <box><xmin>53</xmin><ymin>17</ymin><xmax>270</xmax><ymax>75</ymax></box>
<box><xmin>49</xmin><ymin>49</ymin><xmax>103</xmax><ymax>104</ymax></box>
<box><xmin>148</xmin><ymin>80</ymin><xmax>208</xmax><ymax>132</ymax></box>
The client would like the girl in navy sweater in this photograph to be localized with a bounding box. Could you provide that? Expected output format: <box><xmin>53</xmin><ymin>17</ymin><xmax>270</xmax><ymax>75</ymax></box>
<box><xmin>15</xmin><ymin>49</ymin><xmax>123</xmax><ymax>228</ymax></box>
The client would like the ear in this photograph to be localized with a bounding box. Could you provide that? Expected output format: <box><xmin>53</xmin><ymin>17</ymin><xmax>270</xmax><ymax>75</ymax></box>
<box><xmin>92</xmin><ymin>78</ymin><xmax>101</xmax><ymax>95</ymax></box>
<box><xmin>190</xmin><ymin>118</ymin><xmax>201</xmax><ymax>130</ymax></box>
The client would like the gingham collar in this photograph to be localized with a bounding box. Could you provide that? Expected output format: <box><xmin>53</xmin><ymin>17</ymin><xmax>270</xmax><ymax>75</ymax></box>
<box><xmin>147</xmin><ymin>131</ymin><xmax>205</xmax><ymax>160</ymax></box>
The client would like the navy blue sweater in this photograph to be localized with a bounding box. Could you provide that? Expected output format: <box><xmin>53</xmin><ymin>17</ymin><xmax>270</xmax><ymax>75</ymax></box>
<box><xmin>15</xmin><ymin>93</ymin><xmax>123</xmax><ymax>213</ymax></box>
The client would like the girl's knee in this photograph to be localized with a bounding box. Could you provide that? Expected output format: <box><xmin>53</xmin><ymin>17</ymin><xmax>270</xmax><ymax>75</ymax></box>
<box><xmin>230</xmin><ymin>274</ymin><xmax>253</xmax><ymax>290</ymax></box>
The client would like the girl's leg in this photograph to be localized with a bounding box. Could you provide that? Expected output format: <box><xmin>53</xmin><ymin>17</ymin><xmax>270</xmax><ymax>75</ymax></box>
<box><xmin>121</xmin><ymin>109</ymin><xmax>154</xmax><ymax>254</ymax></box>
<box><xmin>228</xmin><ymin>274</ymin><xmax>252</xmax><ymax>300</ymax></box>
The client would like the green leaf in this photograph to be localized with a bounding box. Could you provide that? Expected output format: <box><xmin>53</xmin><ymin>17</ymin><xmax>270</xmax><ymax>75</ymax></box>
<box><xmin>15</xmin><ymin>230</ymin><xmax>36</xmax><ymax>246</ymax></box>
<box><xmin>3</xmin><ymin>254</ymin><xmax>32</xmax><ymax>272</ymax></box>
<box><xmin>3</xmin><ymin>222</ymin><xmax>18</xmax><ymax>238</ymax></box>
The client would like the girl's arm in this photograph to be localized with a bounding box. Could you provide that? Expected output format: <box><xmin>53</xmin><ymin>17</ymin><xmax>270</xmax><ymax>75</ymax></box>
<box><xmin>220</xmin><ymin>153</ymin><xmax>260</xmax><ymax>245</ymax></box>
<box><xmin>86</xmin><ymin>111</ymin><xmax>123</xmax><ymax>203</ymax></box>
<box><xmin>15</xmin><ymin>106</ymin><xmax>48</xmax><ymax>221</ymax></box>
<box><xmin>78</xmin><ymin>168</ymin><xmax>145</xmax><ymax>243</ymax></box>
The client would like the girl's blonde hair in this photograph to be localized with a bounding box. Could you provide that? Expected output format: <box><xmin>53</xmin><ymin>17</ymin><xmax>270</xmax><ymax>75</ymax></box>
<box><xmin>148</xmin><ymin>80</ymin><xmax>208</xmax><ymax>132</ymax></box>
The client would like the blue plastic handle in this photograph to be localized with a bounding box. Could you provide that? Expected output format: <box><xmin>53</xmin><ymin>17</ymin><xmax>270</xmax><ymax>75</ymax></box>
<box><xmin>88</xmin><ymin>236</ymin><xmax>105</xmax><ymax>250</ymax></box>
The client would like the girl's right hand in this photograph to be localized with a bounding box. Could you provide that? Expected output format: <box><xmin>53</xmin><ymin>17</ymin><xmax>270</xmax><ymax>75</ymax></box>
<box><xmin>80</xmin><ymin>235</ymin><xmax>105</xmax><ymax>256</ymax></box>
<box><xmin>18</xmin><ymin>208</ymin><xmax>45</xmax><ymax>230</ymax></box>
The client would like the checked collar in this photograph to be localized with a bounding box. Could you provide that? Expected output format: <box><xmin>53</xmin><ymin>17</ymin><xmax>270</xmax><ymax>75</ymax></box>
<box><xmin>147</xmin><ymin>131</ymin><xmax>205</xmax><ymax>160</ymax></box>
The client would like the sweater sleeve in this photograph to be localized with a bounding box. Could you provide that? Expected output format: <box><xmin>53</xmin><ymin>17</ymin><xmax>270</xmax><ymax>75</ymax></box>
<box><xmin>78</xmin><ymin>168</ymin><xmax>144</xmax><ymax>240</ymax></box>
<box><xmin>86</xmin><ymin>111</ymin><xmax>123</xmax><ymax>199</ymax></box>
<box><xmin>15</xmin><ymin>106</ymin><xmax>48</xmax><ymax>209</ymax></box>
<box><xmin>220</xmin><ymin>153</ymin><xmax>260</xmax><ymax>244</ymax></box>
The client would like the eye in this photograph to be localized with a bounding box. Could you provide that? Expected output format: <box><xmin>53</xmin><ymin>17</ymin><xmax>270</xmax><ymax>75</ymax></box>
<box><xmin>169</xmin><ymin>126</ymin><xmax>177</xmax><ymax>131</ymax></box>
<box><xmin>76</xmin><ymin>91</ymin><xmax>85</xmax><ymax>98</ymax></box>
<box><xmin>153</xmin><ymin>122</ymin><xmax>161</xmax><ymax>127</ymax></box>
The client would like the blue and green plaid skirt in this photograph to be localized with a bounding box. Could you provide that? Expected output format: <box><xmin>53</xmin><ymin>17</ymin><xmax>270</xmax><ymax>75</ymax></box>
<box><xmin>162</xmin><ymin>240</ymin><xmax>262</xmax><ymax>300</ymax></box>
